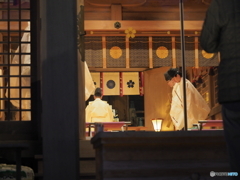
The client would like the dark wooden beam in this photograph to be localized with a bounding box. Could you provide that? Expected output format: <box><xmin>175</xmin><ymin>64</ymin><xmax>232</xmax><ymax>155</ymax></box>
<box><xmin>85</xmin><ymin>20</ymin><xmax>204</xmax><ymax>31</ymax></box>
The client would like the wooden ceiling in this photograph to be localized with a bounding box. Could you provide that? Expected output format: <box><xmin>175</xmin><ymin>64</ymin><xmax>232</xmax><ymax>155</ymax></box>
<box><xmin>0</xmin><ymin>0</ymin><xmax>212</xmax><ymax>33</ymax></box>
<box><xmin>84</xmin><ymin>0</ymin><xmax>212</xmax><ymax>35</ymax></box>
<box><xmin>84</xmin><ymin>0</ymin><xmax>211</xmax><ymax>21</ymax></box>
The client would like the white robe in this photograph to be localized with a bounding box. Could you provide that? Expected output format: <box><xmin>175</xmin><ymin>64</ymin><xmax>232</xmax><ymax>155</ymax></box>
<box><xmin>84</xmin><ymin>61</ymin><xmax>95</xmax><ymax>101</ymax></box>
<box><xmin>5</xmin><ymin>23</ymin><xmax>31</xmax><ymax>120</ymax></box>
<box><xmin>85</xmin><ymin>98</ymin><xmax>114</xmax><ymax>122</ymax></box>
<box><xmin>170</xmin><ymin>79</ymin><xmax>211</xmax><ymax>130</ymax></box>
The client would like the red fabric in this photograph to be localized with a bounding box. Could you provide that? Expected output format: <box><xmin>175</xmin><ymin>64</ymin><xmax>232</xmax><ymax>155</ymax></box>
<box><xmin>120</xmin><ymin>72</ymin><xmax>123</xmax><ymax>97</ymax></box>
<box><xmin>139</xmin><ymin>72</ymin><xmax>144</xmax><ymax>96</ymax></box>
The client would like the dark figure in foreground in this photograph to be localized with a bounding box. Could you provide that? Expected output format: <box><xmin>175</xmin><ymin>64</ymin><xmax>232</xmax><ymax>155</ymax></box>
<box><xmin>200</xmin><ymin>0</ymin><xmax>240</xmax><ymax>174</ymax></box>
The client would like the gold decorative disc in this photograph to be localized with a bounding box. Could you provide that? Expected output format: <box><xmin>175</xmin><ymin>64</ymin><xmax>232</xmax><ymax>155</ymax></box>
<box><xmin>110</xmin><ymin>46</ymin><xmax>122</xmax><ymax>59</ymax></box>
<box><xmin>202</xmin><ymin>50</ymin><xmax>214</xmax><ymax>59</ymax></box>
<box><xmin>156</xmin><ymin>46</ymin><xmax>169</xmax><ymax>59</ymax></box>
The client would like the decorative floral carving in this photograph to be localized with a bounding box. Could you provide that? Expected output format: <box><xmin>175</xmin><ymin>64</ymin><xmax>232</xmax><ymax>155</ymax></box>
<box><xmin>125</xmin><ymin>27</ymin><xmax>136</xmax><ymax>38</ymax></box>
<box><xmin>127</xmin><ymin>80</ymin><xmax>135</xmax><ymax>88</ymax></box>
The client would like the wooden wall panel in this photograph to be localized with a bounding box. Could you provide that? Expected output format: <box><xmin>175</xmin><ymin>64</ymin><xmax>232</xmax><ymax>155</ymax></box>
<box><xmin>84</xmin><ymin>12</ymin><xmax>111</xmax><ymax>20</ymax></box>
<box><xmin>91</xmin><ymin>131</ymin><xmax>230</xmax><ymax>180</ymax></box>
<box><xmin>144</xmin><ymin>67</ymin><xmax>174</xmax><ymax>131</ymax></box>
<box><xmin>111</xmin><ymin>4</ymin><xmax>122</xmax><ymax>20</ymax></box>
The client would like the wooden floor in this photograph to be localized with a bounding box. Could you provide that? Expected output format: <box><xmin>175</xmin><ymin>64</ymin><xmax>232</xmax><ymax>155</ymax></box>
<box><xmin>34</xmin><ymin>140</ymin><xmax>96</xmax><ymax>180</ymax></box>
<box><xmin>80</xmin><ymin>140</ymin><xmax>96</xmax><ymax>180</ymax></box>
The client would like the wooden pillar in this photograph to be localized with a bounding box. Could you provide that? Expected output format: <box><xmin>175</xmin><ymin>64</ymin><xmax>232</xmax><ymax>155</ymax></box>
<box><xmin>194</xmin><ymin>37</ymin><xmax>199</xmax><ymax>68</ymax></box>
<box><xmin>77</xmin><ymin>0</ymin><xmax>86</xmax><ymax>140</ymax></box>
<box><xmin>126</xmin><ymin>36</ymin><xmax>130</xmax><ymax>68</ymax></box>
<box><xmin>0</xmin><ymin>32</ymin><xmax>3</xmax><ymax>120</ymax></box>
<box><xmin>171</xmin><ymin>37</ymin><xmax>176</xmax><ymax>68</ymax></box>
<box><xmin>0</xmin><ymin>4</ymin><xmax>2</xmax><ymax>19</ymax></box>
<box><xmin>218</xmin><ymin>52</ymin><xmax>221</xmax><ymax>62</ymax></box>
<box><xmin>40</xmin><ymin>0</ymin><xmax>80</xmax><ymax>179</ymax></box>
<box><xmin>149</xmin><ymin>36</ymin><xmax>153</xmax><ymax>68</ymax></box>
<box><xmin>102</xmin><ymin>36</ymin><xmax>107</xmax><ymax>68</ymax></box>
<box><xmin>111</xmin><ymin>4</ymin><xmax>122</xmax><ymax>20</ymax></box>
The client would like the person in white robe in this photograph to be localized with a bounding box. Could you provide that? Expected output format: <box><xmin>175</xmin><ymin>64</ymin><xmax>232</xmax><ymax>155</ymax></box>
<box><xmin>167</xmin><ymin>68</ymin><xmax>211</xmax><ymax>130</ymax></box>
<box><xmin>85</xmin><ymin>87</ymin><xmax>113</xmax><ymax>123</ymax></box>
<box><xmin>84</xmin><ymin>60</ymin><xmax>95</xmax><ymax>101</ymax></box>
<box><xmin>5</xmin><ymin>22</ymin><xmax>31</xmax><ymax>120</ymax></box>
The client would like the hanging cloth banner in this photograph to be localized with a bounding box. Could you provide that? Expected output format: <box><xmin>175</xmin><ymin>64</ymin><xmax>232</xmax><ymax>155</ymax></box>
<box><xmin>102</xmin><ymin>72</ymin><xmax>120</xmax><ymax>95</ymax></box>
<box><xmin>122</xmin><ymin>72</ymin><xmax>139</xmax><ymax>95</ymax></box>
<box><xmin>90</xmin><ymin>72</ymin><xmax>100</xmax><ymax>90</ymax></box>
<box><xmin>139</xmin><ymin>72</ymin><xmax>144</xmax><ymax>96</ymax></box>
<box><xmin>84</xmin><ymin>61</ymin><xmax>95</xmax><ymax>100</ymax></box>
